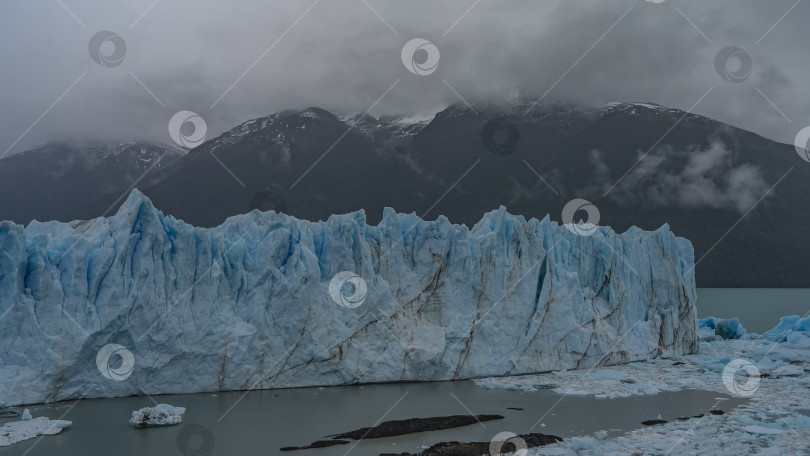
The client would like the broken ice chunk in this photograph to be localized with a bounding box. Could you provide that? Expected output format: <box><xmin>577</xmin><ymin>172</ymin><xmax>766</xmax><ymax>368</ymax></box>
<box><xmin>129</xmin><ymin>404</ymin><xmax>186</xmax><ymax>428</ymax></box>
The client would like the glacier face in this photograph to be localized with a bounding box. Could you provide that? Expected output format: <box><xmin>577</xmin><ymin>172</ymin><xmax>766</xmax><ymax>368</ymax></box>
<box><xmin>0</xmin><ymin>190</ymin><xmax>697</xmax><ymax>406</ymax></box>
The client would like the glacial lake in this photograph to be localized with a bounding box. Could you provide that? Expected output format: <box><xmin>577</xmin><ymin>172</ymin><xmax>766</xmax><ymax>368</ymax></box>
<box><xmin>697</xmin><ymin>288</ymin><xmax>810</xmax><ymax>334</ymax></box>
<box><xmin>1</xmin><ymin>381</ymin><xmax>743</xmax><ymax>456</ymax></box>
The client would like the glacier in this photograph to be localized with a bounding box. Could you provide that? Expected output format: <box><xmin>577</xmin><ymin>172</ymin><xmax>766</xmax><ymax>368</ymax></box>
<box><xmin>0</xmin><ymin>190</ymin><xmax>697</xmax><ymax>407</ymax></box>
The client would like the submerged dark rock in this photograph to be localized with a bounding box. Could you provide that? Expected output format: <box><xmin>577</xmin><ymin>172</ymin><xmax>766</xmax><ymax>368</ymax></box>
<box><xmin>641</xmin><ymin>419</ymin><xmax>668</xmax><ymax>426</ymax></box>
<box><xmin>379</xmin><ymin>432</ymin><xmax>563</xmax><ymax>456</ymax></box>
<box><xmin>280</xmin><ymin>440</ymin><xmax>350</xmax><ymax>451</ymax></box>
<box><xmin>328</xmin><ymin>414</ymin><xmax>504</xmax><ymax>440</ymax></box>
<box><xmin>283</xmin><ymin>414</ymin><xmax>505</xmax><ymax>452</ymax></box>
<box><xmin>533</xmin><ymin>384</ymin><xmax>558</xmax><ymax>390</ymax></box>
<box><xmin>666</xmin><ymin>409</ymin><xmax>726</xmax><ymax>426</ymax></box>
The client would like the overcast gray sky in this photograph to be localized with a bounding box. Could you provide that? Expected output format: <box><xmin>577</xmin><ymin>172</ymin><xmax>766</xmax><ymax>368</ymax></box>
<box><xmin>0</xmin><ymin>0</ymin><xmax>807</xmax><ymax>155</ymax></box>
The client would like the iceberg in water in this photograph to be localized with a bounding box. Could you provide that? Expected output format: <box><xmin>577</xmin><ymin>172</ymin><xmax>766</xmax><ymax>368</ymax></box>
<box><xmin>0</xmin><ymin>190</ymin><xmax>698</xmax><ymax>406</ymax></box>
<box><xmin>698</xmin><ymin>317</ymin><xmax>748</xmax><ymax>340</ymax></box>
<box><xmin>129</xmin><ymin>403</ymin><xmax>186</xmax><ymax>428</ymax></box>
<box><xmin>763</xmin><ymin>315</ymin><xmax>810</xmax><ymax>348</ymax></box>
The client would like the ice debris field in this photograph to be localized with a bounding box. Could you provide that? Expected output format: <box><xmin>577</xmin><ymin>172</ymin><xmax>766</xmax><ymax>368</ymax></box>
<box><xmin>0</xmin><ymin>408</ymin><xmax>71</xmax><ymax>447</ymax></box>
<box><xmin>477</xmin><ymin>315</ymin><xmax>810</xmax><ymax>455</ymax></box>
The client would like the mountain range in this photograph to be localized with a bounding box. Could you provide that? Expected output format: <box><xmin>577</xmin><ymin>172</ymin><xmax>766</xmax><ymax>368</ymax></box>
<box><xmin>1</xmin><ymin>100</ymin><xmax>807</xmax><ymax>287</ymax></box>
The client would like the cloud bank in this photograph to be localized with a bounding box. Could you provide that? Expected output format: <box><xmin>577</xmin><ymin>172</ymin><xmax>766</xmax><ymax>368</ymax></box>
<box><xmin>0</xmin><ymin>0</ymin><xmax>807</xmax><ymax>155</ymax></box>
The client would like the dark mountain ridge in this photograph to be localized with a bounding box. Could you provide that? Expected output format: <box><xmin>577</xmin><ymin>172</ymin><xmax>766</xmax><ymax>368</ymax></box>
<box><xmin>1</xmin><ymin>101</ymin><xmax>807</xmax><ymax>287</ymax></box>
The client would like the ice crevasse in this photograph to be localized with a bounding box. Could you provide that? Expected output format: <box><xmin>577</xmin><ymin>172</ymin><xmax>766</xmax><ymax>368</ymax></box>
<box><xmin>0</xmin><ymin>190</ymin><xmax>698</xmax><ymax>406</ymax></box>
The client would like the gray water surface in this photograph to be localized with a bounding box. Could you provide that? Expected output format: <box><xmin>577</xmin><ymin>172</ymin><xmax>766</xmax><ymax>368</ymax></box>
<box><xmin>698</xmin><ymin>288</ymin><xmax>810</xmax><ymax>333</ymax></box>
<box><xmin>1</xmin><ymin>381</ymin><xmax>744</xmax><ymax>456</ymax></box>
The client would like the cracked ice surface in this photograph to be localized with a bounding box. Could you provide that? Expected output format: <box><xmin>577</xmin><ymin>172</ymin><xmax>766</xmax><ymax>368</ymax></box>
<box><xmin>0</xmin><ymin>190</ymin><xmax>697</xmax><ymax>406</ymax></box>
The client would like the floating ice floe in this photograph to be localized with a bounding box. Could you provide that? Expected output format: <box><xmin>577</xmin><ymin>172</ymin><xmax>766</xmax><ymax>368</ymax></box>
<box><xmin>698</xmin><ymin>317</ymin><xmax>748</xmax><ymax>340</ymax></box>
<box><xmin>0</xmin><ymin>414</ymin><xmax>72</xmax><ymax>447</ymax></box>
<box><xmin>763</xmin><ymin>315</ymin><xmax>810</xmax><ymax>348</ymax></box>
<box><xmin>741</xmin><ymin>425</ymin><xmax>784</xmax><ymax>435</ymax></box>
<box><xmin>771</xmin><ymin>364</ymin><xmax>804</xmax><ymax>377</ymax></box>
<box><xmin>129</xmin><ymin>404</ymin><xmax>186</xmax><ymax>428</ymax></box>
